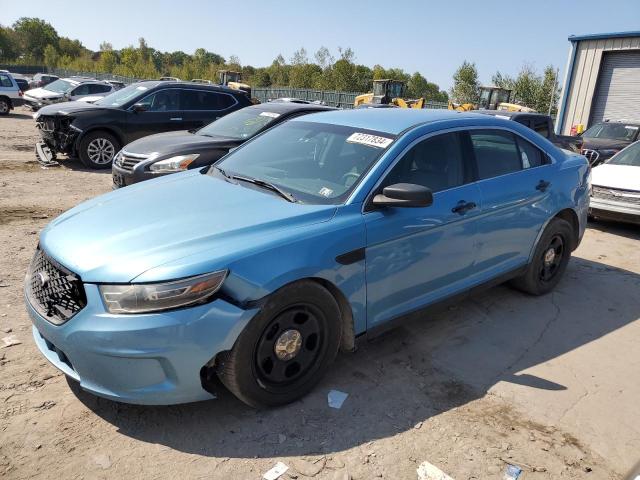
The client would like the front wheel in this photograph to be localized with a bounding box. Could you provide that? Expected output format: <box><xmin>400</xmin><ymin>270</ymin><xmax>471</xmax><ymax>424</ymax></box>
<box><xmin>78</xmin><ymin>131</ymin><xmax>120</xmax><ymax>169</ymax></box>
<box><xmin>217</xmin><ymin>281</ymin><xmax>342</xmax><ymax>408</ymax></box>
<box><xmin>511</xmin><ymin>218</ymin><xmax>573</xmax><ymax>295</ymax></box>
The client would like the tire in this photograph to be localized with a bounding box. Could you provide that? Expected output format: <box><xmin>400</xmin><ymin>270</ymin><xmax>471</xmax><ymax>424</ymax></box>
<box><xmin>0</xmin><ymin>98</ymin><xmax>10</xmax><ymax>116</ymax></box>
<box><xmin>78</xmin><ymin>131</ymin><xmax>120</xmax><ymax>169</ymax></box>
<box><xmin>217</xmin><ymin>280</ymin><xmax>342</xmax><ymax>408</ymax></box>
<box><xmin>511</xmin><ymin>218</ymin><xmax>573</xmax><ymax>296</ymax></box>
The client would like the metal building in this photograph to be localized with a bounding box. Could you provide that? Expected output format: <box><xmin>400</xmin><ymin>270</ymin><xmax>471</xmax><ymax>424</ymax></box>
<box><xmin>555</xmin><ymin>31</ymin><xmax>640</xmax><ymax>135</ymax></box>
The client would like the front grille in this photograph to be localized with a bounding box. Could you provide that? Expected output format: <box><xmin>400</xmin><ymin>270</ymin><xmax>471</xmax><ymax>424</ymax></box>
<box><xmin>592</xmin><ymin>186</ymin><xmax>640</xmax><ymax>206</ymax></box>
<box><xmin>115</xmin><ymin>151</ymin><xmax>148</xmax><ymax>171</ymax></box>
<box><xmin>581</xmin><ymin>149</ymin><xmax>600</xmax><ymax>165</ymax></box>
<box><xmin>26</xmin><ymin>249</ymin><xmax>87</xmax><ymax>325</ymax></box>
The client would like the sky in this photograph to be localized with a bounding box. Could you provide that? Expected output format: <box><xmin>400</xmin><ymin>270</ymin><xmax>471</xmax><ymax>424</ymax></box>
<box><xmin>2</xmin><ymin>0</ymin><xmax>640</xmax><ymax>90</ymax></box>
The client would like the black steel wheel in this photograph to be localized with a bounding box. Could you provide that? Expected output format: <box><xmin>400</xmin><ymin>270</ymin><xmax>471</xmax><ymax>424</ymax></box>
<box><xmin>511</xmin><ymin>218</ymin><xmax>573</xmax><ymax>296</ymax></box>
<box><xmin>539</xmin><ymin>234</ymin><xmax>564</xmax><ymax>284</ymax></box>
<box><xmin>217</xmin><ymin>280</ymin><xmax>341</xmax><ymax>408</ymax></box>
<box><xmin>255</xmin><ymin>304</ymin><xmax>325</xmax><ymax>388</ymax></box>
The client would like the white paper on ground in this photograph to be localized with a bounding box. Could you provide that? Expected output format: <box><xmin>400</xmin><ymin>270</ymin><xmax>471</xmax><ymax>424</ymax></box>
<box><xmin>263</xmin><ymin>461</ymin><xmax>288</xmax><ymax>480</ymax></box>
<box><xmin>327</xmin><ymin>390</ymin><xmax>348</xmax><ymax>409</ymax></box>
<box><xmin>416</xmin><ymin>460</ymin><xmax>455</xmax><ymax>480</ymax></box>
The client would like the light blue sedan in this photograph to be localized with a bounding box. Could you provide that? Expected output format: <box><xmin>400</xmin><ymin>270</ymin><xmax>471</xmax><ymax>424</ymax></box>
<box><xmin>25</xmin><ymin>109</ymin><xmax>590</xmax><ymax>407</ymax></box>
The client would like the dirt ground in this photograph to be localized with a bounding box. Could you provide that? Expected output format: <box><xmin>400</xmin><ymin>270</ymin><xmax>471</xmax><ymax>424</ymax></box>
<box><xmin>1</xmin><ymin>108</ymin><xmax>639</xmax><ymax>480</ymax></box>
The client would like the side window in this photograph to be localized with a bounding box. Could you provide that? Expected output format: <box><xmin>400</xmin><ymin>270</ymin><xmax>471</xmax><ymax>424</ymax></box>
<box><xmin>516</xmin><ymin>136</ymin><xmax>546</xmax><ymax>169</ymax></box>
<box><xmin>139</xmin><ymin>90</ymin><xmax>180</xmax><ymax>111</ymax></box>
<box><xmin>470</xmin><ymin>130</ymin><xmax>521</xmax><ymax>180</ymax></box>
<box><xmin>532</xmin><ymin>119</ymin><xmax>550</xmax><ymax>138</ymax></box>
<box><xmin>180</xmin><ymin>90</ymin><xmax>237</xmax><ymax>110</ymax></box>
<box><xmin>383</xmin><ymin>132</ymin><xmax>467</xmax><ymax>193</ymax></box>
<box><xmin>0</xmin><ymin>74</ymin><xmax>13</xmax><ymax>88</ymax></box>
<box><xmin>89</xmin><ymin>84</ymin><xmax>112</xmax><ymax>94</ymax></box>
<box><xmin>72</xmin><ymin>84</ymin><xmax>90</xmax><ymax>96</ymax></box>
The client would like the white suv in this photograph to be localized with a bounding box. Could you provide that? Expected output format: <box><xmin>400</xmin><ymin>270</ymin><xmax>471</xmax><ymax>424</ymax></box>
<box><xmin>0</xmin><ymin>70</ymin><xmax>25</xmax><ymax>115</ymax></box>
<box><xmin>23</xmin><ymin>77</ymin><xmax>115</xmax><ymax>111</ymax></box>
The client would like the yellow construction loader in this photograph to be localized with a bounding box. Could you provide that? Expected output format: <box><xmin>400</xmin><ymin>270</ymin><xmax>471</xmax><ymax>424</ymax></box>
<box><xmin>218</xmin><ymin>70</ymin><xmax>253</xmax><ymax>99</ymax></box>
<box><xmin>354</xmin><ymin>79</ymin><xmax>424</xmax><ymax>109</ymax></box>
<box><xmin>448</xmin><ymin>86</ymin><xmax>536</xmax><ymax>112</ymax></box>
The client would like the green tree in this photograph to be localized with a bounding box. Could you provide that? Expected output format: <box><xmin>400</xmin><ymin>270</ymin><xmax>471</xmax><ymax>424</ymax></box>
<box><xmin>0</xmin><ymin>25</ymin><xmax>19</xmax><ymax>61</ymax></box>
<box><xmin>289</xmin><ymin>63</ymin><xmax>321</xmax><ymax>88</ymax></box>
<box><xmin>43</xmin><ymin>44</ymin><xmax>59</xmax><ymax>68</ymax></box>
<box><xmin>252</xmin><ymin>69</ymin><xmax>271</xmax><ymax>87</ymax></box>
<box><xmin>58</xmin><ymin>37</ymin><xmax>85</xmax><ymax>58</ymax></box>
<box><xmin>535</xmin><ymin>66</ymin><xmax>559</xmax><ymax>114</ymax></box>
<box><xmin>511</xmin><ymin>64</ymin><xmax>540</xmax><ymax>108</ymax></box>
<box><xmin>450</xmin><ymin>60</ymin><xmax>480</xmax><ymax>104</ymax></box>
<box><xmin>12</xmin><ymin>17</ymin><xmax>59</xmax><ymax>61</ymax></box>
<box><xmin>290</xmin><ymin>47</ymin><xmax>308</xmax><ymax>66</ymax></box>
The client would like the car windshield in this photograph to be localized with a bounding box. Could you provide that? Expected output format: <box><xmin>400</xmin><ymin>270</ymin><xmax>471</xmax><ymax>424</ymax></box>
<box><xmin>212</xmin><ymin>120</ymin><xmax>395</xmax><ymax>204</ymax></box>
<box><xmin>583</xmin><ymin>123</ymin><xmax>639</xmax><ymax>141</ymax></box>
<box><xmin>44</xmin><ymin>79</ymin><xmax>75</xmax><ymax>94</ymax></box>
<box><xmin>94</xmin><ymin>84</ymin><xmax>150</xmax><ymax>107</ymax></box>
<box><xmin>607</xmin><ymin>141</ymin><xmax>640</xmax><ymax>167</ymax></box>
<box><xmin>198</xmin><ymin>109</ymin><xmax>281</xmax><ymax>140</ymax></box>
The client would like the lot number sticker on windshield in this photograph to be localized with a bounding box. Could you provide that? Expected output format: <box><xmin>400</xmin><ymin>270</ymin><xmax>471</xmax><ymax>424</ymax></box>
<box><xmin>347</xmin><ymin>132</ymin><xmax>393</xmax><ymax>149</ymax></box>
<box><xmin>260</xmin><ymin>112</ymin><xmax>280</xmax><ymax>118</ymax></box>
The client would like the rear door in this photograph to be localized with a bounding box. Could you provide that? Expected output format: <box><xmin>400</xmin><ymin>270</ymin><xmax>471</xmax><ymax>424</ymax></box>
<box><xmin>469</xmin><ymin>128</ymin><xmax>555</xmax><ymax>277</ymax></box>
<box><xmin>125</xmin><ymin>88</ymin><xmax>182</xmax><ymax>142</ymax></box>
<box><xmin>364</xmin><ymin>131</ymin><xmax>482</xmax><ymax>328</ymax></box>
<box><xmin>180</xmin><ymin>89</ymin><xmax>240</xmax><ymax>130</ymax></box>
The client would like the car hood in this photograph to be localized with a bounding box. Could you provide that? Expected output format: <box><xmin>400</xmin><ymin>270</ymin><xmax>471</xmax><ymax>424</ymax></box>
<box><xmin>36</xmin><ymin>100</ymin><xmax>117</xmax><ymax>117</ymax></box>
<box><xmin>124</xmin><ymin>131</ymin><xmax>237</xmax><ymax>156</ymax></box>
<box><xmin>39</xmin><ymin>171</ymin><xmax>336</xmax><ymax>283</ymax></box>
<box><xmin>581</xmin><ymin>137</ymin><xmax>630</xmax><ymax>151</ymax></box>
<box><xmin>24</xmin><ymin>87</ymin><xmax>63</xmax><ymax>100</ymax></box>
<box><xmin>591</xmin><ymin>164</ymin><xmax>640</xmax><ymax>191</ymax></box>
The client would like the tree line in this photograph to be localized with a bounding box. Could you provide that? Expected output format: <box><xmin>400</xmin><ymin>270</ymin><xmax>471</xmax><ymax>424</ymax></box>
<box><xmin>1</xmin><ymin>17</ymin><xmax>560</xmax><ymax>111</ymax></box>
<box><xmin>450</xmin><ymin>60</ymin><xmax>560</xmax><ymax>114</ymax></box>
<box><xmin>0</xmin><ymin>17</ymin><xmax>448</xmax><ymax>101</ymax></box>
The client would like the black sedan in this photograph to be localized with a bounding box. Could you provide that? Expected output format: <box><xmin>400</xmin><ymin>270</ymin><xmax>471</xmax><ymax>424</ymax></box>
<box><xmin>112</xmin><ymin>102</ymin><xmax>334</xmax><ymax>188</ymax></box>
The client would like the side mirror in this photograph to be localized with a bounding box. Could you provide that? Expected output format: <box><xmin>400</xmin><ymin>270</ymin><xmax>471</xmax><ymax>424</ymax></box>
<box><xmin>132</xmin><ymin>103</ymin><xmax>148</xmax><ymax>113</ymax></box>
<box><xmin>372</xmin><ymin>183</ymin><xmax>433</xmax><ymax>208</ymax></box>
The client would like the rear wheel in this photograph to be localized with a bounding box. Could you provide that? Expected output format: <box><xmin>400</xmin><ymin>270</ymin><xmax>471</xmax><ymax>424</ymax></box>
<box><xmin>217</xmin><ymin>281</ymin><xmax>341</xmax><ymax>408</ymax></box>
<box><xmin>79</xmin><ymin>131</ymin><xmax>120</xmax><ymax>169</ymax></box>
<box><xmin>511</xmin><ymin>218</ymin><xmax>573</xmax><ymax>295</ymax></box>
<box><xmin>0</xmin><ymin>98</ymin><xmax>10</xmax><ymax>115</ymax></box>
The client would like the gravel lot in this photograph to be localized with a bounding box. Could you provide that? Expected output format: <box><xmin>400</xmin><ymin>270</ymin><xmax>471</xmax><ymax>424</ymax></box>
<box><xmin>1</xmin><ymin>108</ymin><xmax>638</xmax><ymax>479</ymax></box>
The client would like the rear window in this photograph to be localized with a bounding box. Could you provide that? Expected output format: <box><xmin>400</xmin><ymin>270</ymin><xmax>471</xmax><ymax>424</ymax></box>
<box><xmin>470</xmin><ymin>130</ymin><xmax>522</xmax><ymax>179</ymax></box>
<box><xmin>181</xmin><ymin>90</ymin><xmax>237</xmax><ymax>110</ymax></box>
<box><xmin>0</xmin><ymin>74</ymin><xmax>13</xmax><ymax>88</ymax></box>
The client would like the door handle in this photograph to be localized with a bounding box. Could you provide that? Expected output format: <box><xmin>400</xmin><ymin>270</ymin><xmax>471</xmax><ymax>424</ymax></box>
<box><xmin>170</xmin><ymin>117</ymin><xmax>183</xmax><ymax>121</ymax></box>
<box><xmin>451</xmin><ymin>200</ymin><xmax>477</xmax><ymax>215</ymax></box>
<box><xmin>536</xmin><ymin>180</ymin><xmax>551</xmax><ymax>192</ymax></box>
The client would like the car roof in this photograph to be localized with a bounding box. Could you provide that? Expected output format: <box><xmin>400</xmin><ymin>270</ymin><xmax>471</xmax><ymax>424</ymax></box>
<box><xmin>293</xmin><ymin>108</ymin><xmax>480</xmax><ymax>135</ymax></box>
<box><xmin>244</xmin><ymin>102</ymin><xmax>335</xmax><ymax>114</ymax></box>
<box><xmin>61</xmin><ymin>77</ymin><xmax>108</xmax><ymax>85</ymax></box>
<box><xmin>593</xmin><ymin>120</ymin><xmax>640</xmax><ymax>126</ymax></box>
<box><xmin>133</xmin><ymin>80</ymin><xmax>246</xmax><ymax>95</ymax></box>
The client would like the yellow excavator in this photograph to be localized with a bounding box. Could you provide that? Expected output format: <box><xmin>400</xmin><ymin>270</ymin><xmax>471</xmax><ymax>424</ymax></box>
<box><xmin>354</xmin><ymin>79</ymin><xmax>424</xmax><ymax>109</ymax></box>
<box><xmin>448</xmin><ymin>86</ymin><xmax>536</xmax><ymax>112</ymax></box>
<box><xmin>218</xmin><ymin>70</ymin><xmax>253</xmax><ymax>99</ymax></box>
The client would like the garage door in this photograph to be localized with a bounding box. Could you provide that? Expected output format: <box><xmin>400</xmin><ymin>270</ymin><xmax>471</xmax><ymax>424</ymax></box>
<box><xmin>590</xmin><ymin>51</ymin><xmax>640</xmax><ymax>125</ymax></box>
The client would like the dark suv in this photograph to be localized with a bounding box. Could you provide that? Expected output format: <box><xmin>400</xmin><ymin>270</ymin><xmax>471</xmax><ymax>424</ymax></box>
<box><xmin>34</xmin><ymin>81</ymin><xmax>252</xmax><ymax>168</ymax></box>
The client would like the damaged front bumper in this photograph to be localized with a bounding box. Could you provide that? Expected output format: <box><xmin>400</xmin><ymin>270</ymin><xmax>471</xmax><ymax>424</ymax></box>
<box><xmin>35</xmin><ymin>115</ymin><xmax>81</xmax><ymax>160</ymax></box>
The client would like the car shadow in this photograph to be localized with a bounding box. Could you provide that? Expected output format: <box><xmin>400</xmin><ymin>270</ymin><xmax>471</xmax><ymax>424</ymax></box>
<box><xmin>588</xmin><ymin>218</ymin><xmax>639</xmax><ymax>240</ymax></box>
<box><xmin>71</xmin><ymin>257</ymin><xmax>640</xmax><ymax>459</ymax></box>
<box><xmin>53</xmin><ymin>155</ymin><xmax>112</xmax><ymax>174</ymax></box>
<box><xmin>5</xmin><ymin>112</ymin><xmax>35</xmax><ymax>120</ymax></box>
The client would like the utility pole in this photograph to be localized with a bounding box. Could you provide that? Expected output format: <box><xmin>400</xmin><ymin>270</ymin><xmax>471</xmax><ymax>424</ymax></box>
<box><xmin>548</xmin><ymin>68</ymin><xmax>559</xmax><ymax>116</ymax></box>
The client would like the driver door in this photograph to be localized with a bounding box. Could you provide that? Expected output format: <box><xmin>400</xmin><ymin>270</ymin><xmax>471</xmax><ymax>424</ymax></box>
<box><xmin>364</xmin><ymin>131</ymin><xmax>482</xmax><ymax>328</ymax></box>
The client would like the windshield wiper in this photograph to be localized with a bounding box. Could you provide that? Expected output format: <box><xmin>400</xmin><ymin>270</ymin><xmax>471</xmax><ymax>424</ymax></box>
<box><xmin>230</xmin><ymin>174</ymin><xmax>297</xmax><ymax>203</ymax></box>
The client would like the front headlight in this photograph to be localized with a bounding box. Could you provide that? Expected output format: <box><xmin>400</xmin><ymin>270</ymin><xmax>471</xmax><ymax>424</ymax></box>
<box><xmin>99</xmin><ymin>270</ymin><xmax>227</xmax><ymax>314</ymax></box>
<box><xmin>148</xmin><ymin>154</ymin><xmax>200</xmax><ymax>173</ymax></box>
